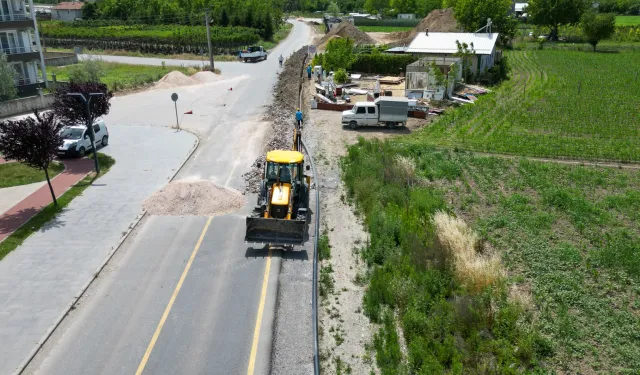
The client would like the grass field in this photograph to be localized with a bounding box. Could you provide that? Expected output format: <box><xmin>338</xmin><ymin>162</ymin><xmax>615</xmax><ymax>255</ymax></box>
<box><xmin>49</xmin><ymin>62</ymin><xmax>195</xmax><ymax>91</ymax></box>
<box><xmin>616</xmin><ymin>15</ymin><xmax>640</xmax><ymax>26</ymax></box>
<box><xmin>357</xmin><ymin>26</ymin><xmax>414</xmax><ymax>32</ymax></box>
<box><xmin>343</xmin><ymin>141</ymin><xmax>640</xmax><ymax>373</ymax></box>
<box><xmin>415</xmin><ymin>49</ymin><xmax>640</xmax><ymax>162</ymax></box>
<box><xmin>0</xmin><ymin>162</ymin><xmax>64</xmax><ymax>188</ymax></box>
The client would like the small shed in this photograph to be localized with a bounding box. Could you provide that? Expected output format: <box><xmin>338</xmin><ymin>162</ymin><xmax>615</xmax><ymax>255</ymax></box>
<box><xmin>405</xmin><ymin>31</ymin><xmax>500</xmax><ymax>77</ymax></box>
<box><xmin>397</xmin><ymin>13</ymin><xmax>416</xmax><ymax>19</ymax></box>
<box><xmin>405</xmin><ymin>56</ymin><xmax>462</xmax><ymax>100</ymax></box>
<box><xmin>52</xmin><ymin>1</ymin><xmax>83</xmax><ymax>21</ymax></box>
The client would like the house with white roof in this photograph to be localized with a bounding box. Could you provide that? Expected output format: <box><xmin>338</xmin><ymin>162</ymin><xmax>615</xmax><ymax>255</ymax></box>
<box><xmin>405</xmin><ymin>31</ymin><xmax>500</xmax><ymax>77</ymax></box>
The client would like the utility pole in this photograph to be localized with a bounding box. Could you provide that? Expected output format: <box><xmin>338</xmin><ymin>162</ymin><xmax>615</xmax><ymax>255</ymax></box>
<box><xmin>67</xmin><ymin>92</ymin><xmax>104</xmax><ymax>174</ymax></box>
<box><xmin>205</xmin><ymin>8</ymin><xmax>215</xmax><ymax>71</ymax></box>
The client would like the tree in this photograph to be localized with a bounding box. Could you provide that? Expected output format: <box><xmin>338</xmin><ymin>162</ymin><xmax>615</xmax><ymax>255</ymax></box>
<box><xmin>455</xmin><ymin>40</ymin><xmax>475</xmax><ymax>82</ymax></box>
<box><xmin>429</xmin><ymin>60</ymin><xmax>447</xmax><ymax>92</ymax></box>
<box><xmin>82</xmin><ymin>2</ymin><xmax>98</xmax><ymax>19</ymax></box>
<box><xmin>0</xmin><ymin>53</ymin><xmax>17</xmax><ymax>101</ymax></box>
<box><xmin>327</xmin><ymin>1</ymin><xmax>341</xmax><ymax>15</ymax></box>
<box><xmin>527</xmin><ymin>0</ymin><xmax>588</xmax><ymax>41</ymax></box>
<box><xmin>323</xmin><ymin>37</ymin><xmax>356</xmax><ymax>71</ymax></box>
<box><xmin>454</xmin><ymin>0</ymin><xmax>518</xmax><ymax>44</ymax></box>
<box><xmin>53</xmin><ymin>82</ymin><xmax>113</xmax><ymax>128</ymax></box>
<box><xmin>0</xmin><ymin>111</ymin><xmax>64</xmax><ymax>206</ymax></box>
<box><xmin>581</xmin><ymin>11</ymin><xmax>616</xmax><ymax>51</ymax></box>
<box><xmin>364</xmin><ymin>0</ymin><xmax>390</xmax><ymax>14</ymax></box>
<box><xmin>220</xmin><ymin>8</ymin><xmax>230</xmax><ymax>27</ymax></box>
<box><xmin>262</xmin><ymin>11</ymin><xmax>275</xmax><ymax>40</ymax></box>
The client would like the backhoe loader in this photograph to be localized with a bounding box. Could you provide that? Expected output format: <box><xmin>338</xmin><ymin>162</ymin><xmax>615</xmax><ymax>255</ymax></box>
<box><xmin>245</xmin><ymin>124</ymin><xmax>311</xmax><ymax>246</ymax></box>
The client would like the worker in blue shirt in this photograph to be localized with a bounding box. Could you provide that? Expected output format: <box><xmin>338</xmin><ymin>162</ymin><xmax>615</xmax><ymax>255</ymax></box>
<box><xmin>295</xmin><ymin>108</ymin><xmax>303</xmax><ymax>127</ymax></box>
<box><xmin>306</xmin><ymin>65</ymin><xmax>312</xmax><ymax>80</ymax></box>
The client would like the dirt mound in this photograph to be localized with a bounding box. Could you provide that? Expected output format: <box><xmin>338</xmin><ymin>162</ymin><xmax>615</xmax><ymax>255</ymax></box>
<box><xmin>143</xmin><ymin>180</ymin><xmax>245</xmax><ymax>216</ymax></box>
<box><xmin>154</xmin><ymin>71</ymin><xmax>199</xmax><ymax>89</ymax></box>
<box><xmin>242</xmin><ymin>46</ymin><xmax>309</xmax><ymax>193</ymax></box>
<box><xmin>318</xmin><ymin>21</ymin><xmax>375</xmax><ymax>46</ymax></box>
<box><xmin>192</xmin><ymin>71</ymin><xmax>224</xmax><ymax>83</ymax></box>
<box><xmin>392</xmin><ymin>8</ymin><xmax>459</xmax><ymax>44</ymax></box>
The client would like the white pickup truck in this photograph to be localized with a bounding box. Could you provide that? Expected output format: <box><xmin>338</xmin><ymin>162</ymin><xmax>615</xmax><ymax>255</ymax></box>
<box><xmin>341</xmin><ymin>97</ymin><xmax>409</xmax><ymax>129</ymax></box>
<box><xmin>240</xmin><ymin>46</ymin><xmax>267</xmax><ymax>62</ymax></box>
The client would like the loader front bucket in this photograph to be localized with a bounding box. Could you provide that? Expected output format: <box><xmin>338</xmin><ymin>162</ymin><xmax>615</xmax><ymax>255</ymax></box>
<box><xmin>245</xmin><ymin>217</ymin><xmax>308</xmax><ymax>245</ymax></box>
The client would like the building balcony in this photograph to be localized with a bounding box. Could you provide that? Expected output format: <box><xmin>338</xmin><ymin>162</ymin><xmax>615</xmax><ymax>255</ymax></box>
<box><xmin>3</xmin><ymin>46</ymin><xmax>40</xmax><ymax>62</ymax></box>
<box><xmin>0</xmin><ymin>13</ymin><xmax>33</xmax><ymax>30</ymax></box>
<box><xmin>15</xmin><ymin>75</ymin><xmax>44</xmax><ymax>96</ymax></box>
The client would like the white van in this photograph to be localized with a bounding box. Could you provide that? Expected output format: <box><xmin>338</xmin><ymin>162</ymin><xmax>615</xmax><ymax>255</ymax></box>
<box><xmin>57</xmin><ymin>121</ymin><xmax>109</xmax><ymax>157</ymax></box>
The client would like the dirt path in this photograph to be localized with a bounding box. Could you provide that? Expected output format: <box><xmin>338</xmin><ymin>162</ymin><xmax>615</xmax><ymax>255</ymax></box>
<box><xmin>302</xmin><ymin>80</ymin><xmax>432</xmax><ymax>374</ymax></box>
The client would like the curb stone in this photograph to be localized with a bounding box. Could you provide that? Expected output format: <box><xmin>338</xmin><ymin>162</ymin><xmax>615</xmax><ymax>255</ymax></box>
<box><xmin>12</xmin><ymin>130</ymin><xmax>200</xmax><ymax>375</ymax></box>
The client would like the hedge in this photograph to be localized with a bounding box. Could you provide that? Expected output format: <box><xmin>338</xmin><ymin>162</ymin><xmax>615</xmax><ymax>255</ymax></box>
<box><xmin>350</xmin><ymin>53</ymin><xmax>420</xmax><ymax>75</ymax></box>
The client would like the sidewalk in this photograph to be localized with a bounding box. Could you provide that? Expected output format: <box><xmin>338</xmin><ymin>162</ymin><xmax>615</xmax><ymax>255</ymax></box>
<box><xmin>0</xmin><ymin>125</ymin><xmax>197</xmax><ymax>375</ymax></box>
<box><xmin>0</xmin><ymin>159</ymin><xmax>94</xmax><ymax>242</ymax></box>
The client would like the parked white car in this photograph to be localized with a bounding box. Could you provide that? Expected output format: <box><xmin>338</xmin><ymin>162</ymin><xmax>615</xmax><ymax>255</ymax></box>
<box><xmin>57</xmin><ymin>121</ymin><xmax>109</xmax><ymax>158</ymax></box>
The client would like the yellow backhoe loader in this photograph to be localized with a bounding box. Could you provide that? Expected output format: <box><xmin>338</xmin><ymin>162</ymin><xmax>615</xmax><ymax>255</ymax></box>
<box><xmin>245</xmin><ymin>124</ymin><xmax>311</xmax><ymax>245</ymax></box>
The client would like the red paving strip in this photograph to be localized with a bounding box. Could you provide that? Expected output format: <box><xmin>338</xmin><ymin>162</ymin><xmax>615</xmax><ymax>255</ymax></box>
<box><xmin>0</xmin><ymin>158</ymin><xmax>94</xmax><ymax>243</ymax></box>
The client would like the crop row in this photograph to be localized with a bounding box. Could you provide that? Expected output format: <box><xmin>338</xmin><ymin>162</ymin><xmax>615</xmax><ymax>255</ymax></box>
<box><xmin>413</xmin><ymin>49</ymin><xmax>640</xmax><ymax>162</ymax></box>
<box><xmin>40</xmin><ymin>22</ymin><xmax>261</xmax><ymax>46</ymax></box>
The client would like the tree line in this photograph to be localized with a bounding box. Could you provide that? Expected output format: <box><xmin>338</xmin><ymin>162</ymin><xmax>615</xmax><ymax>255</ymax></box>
<box><xmin>80</xmin><ymin>0</ymin><xmax>284</xmax><ymax>40</ymax></box>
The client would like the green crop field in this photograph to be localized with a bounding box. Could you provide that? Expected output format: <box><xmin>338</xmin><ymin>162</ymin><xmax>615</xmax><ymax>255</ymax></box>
<box><xmin>414</xmin><ymin>49</ymin><xmax>640</xmax><ymax>162</ymax></box>
<box><xmin>343</xmin><ymin>141</ymin><xmax>640</xmax><ymax>373</ymax></box>
<box><xmin>357</xmin><ymin>26</ymin><xmax>413</xmax><ymax>32</ymax></box>
<box><xmin>616</xmin><ymin>15</ymin><xmax>640</xmax><ymax>26</ymax></box>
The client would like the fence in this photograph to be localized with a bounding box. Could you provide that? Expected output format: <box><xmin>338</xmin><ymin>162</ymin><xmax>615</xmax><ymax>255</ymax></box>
<box><xmin>354</xmin><ymin>18</ymin><xmax>420</xmax><ymax>27</ymax></box>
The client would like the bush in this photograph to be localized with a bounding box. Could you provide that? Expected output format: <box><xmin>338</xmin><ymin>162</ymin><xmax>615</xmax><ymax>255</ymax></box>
<box><xmin>68</xmin><ymin>57</ymin><xmax>105</xmax><ymax>83</ymax></box>
<box><xmin>334</xmin><ymin>68</ymin><xmax>348</xmax><ymax>84</ymax></box>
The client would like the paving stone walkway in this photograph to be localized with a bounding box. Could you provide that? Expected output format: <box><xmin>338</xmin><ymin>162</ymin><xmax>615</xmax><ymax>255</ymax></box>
<box><xmin>0</xmin><ymin>125</ymin><xmax>197</xmax><ymax>375</ymax></box>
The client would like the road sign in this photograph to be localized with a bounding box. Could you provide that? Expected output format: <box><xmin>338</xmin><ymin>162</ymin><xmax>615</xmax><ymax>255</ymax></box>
<box><xmin>308</xmin><ymin>45</ymin><xmax>316</xmax><ymax>55</ymax></box>
<box><xmin>171</xmin><ymin>93</ymin><xmax>179</xmax><ymax>102</ymax></box>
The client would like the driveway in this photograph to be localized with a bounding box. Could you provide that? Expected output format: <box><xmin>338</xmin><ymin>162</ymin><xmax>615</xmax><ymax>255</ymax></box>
<box><xmin>21</xmin><ymin>20</ymin><xmax>313</xmax><ymax>375</ymax></box>
<box><xmin>0</xmin><ymin>125</ymin><xmax>197</xmax><ymax>375</ymax></box>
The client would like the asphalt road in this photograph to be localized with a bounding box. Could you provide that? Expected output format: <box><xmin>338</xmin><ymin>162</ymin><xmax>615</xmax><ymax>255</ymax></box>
<box><xmin>24</xmin><ymin>20</ymin><xmax>312</xmax><ymax>375</ymax></box>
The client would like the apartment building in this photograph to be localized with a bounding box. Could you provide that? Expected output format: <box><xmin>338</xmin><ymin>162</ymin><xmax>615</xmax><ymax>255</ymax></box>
<box><xmin>0</xmin><ymin>0</ymin><xmax>46</xmax><ymax>96</ymax></box>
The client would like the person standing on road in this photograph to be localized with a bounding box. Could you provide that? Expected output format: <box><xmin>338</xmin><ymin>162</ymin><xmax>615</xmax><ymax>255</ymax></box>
<box><xmin>295</xmin><ymin>108</ymin><xmax>303</xmax><ymax>127</ymax></box>
<box><xmin>279</xmin><ymin>55</ymin><xmax>284</xmax><ymax>67</ymax></box>
<box><xmin>307</xmin><ymin>65</ymin><xmax>312</xmax><ymax>80</ymax></box>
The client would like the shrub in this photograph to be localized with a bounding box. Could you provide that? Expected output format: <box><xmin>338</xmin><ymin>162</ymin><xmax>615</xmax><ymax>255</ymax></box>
<box><xmin>68</xmin><ymin>57</ymin><xmax>105</xmax><ymax>83</ymax></box>
<box><xmin>334</xmin><ymin>68</ymin><xmax>348</xmax><ymax>84</ymax></box>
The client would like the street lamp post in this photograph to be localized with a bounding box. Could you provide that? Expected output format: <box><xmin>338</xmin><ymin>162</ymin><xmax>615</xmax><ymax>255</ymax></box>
<box><xmin>67</xmin><ymin>92</ymin><xmax>105</xmax><ymax>174</ymax></box>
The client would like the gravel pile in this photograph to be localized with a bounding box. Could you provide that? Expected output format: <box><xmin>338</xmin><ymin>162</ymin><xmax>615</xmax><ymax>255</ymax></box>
<box><xmin>154</xmin><ymin>71</ymin><xmax>199</xmax><ymax>89</ymax></box>
<box><xmin>242</xmin><ymin>47</ymin><xmax>309</xmax><ymax>193</ymax></box>
<box><xmin>318</xmin><ymin>21</ymin><xmax>375</xmax><ymax>45</ymax></box>
<box><xmin>143</xmin><ymin>180</ymin><xmax>245</xmax><ymax>216</ymax></box>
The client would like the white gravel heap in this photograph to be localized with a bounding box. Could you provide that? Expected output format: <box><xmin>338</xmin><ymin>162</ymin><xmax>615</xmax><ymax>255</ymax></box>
<box><xmin>143</xmin><ymin>180</ymin><xmax>245</xmax><ymax>216</ymax></box>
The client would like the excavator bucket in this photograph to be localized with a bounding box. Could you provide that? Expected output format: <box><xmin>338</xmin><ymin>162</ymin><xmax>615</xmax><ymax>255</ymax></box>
<box><xmin>245</xmin><ymin>217</ymin><xmax>308</xmax><ymax>245</ymax></box>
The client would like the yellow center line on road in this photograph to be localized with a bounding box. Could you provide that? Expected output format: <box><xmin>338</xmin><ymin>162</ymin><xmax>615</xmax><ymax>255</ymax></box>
<box><xmin>246</xmin><ymin>246</ymin><xmax>273</xmax><ymax>375</ymax></box>
<box><xmin>134</xmin><ymin>216</ymin><xmax>213</xmax><ymax>375</ymax></box>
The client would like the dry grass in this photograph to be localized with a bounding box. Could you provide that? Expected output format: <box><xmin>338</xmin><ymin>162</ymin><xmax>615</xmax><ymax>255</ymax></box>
<box><xmin>433</xmin><ymin>211</ymin><xmax>503</xmax><ymax>293</ymax></box>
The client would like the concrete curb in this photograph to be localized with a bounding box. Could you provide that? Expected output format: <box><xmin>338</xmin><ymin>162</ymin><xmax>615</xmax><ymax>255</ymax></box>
<box><xmin>12</xmin><ymin>131</ymin><xmax>200</xmax><ymax>375</ymax></box>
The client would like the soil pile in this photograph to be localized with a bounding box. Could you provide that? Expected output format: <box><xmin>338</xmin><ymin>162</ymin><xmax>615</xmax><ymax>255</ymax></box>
<box><xmin>143</xmin><ymin>180</ymin><xmax>244</xmax><ymax>216</ymax></box>
<box><xmin>154</xmin><ymin>71</ymin><xmax>199</xmax><ymax>89</ymax></box>
<box><xmin>242</xmin><ymin>46</ymin><xmax>309</xmax><ymax>193</ymax></box>
<box><xmin>192</xmin><ymin>71</ymin><xmax>224</xmax><ymax>83</ymax></box>
<box><xmin>318</xmin><ymin>22</ymin><xmax>375</xmax><ymax>45</ymax></box>
<box><xmin>392</xmin><ymin>8</ymin><xmax>460</xmax><ymax>44</ymax></box>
